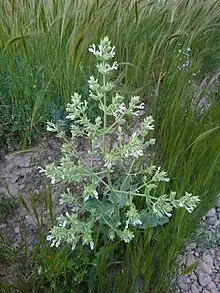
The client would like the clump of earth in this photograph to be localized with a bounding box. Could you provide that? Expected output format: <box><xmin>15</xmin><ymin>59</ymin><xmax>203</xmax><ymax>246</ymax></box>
<box><xmin>0</xmin><ymin>137</ymin><xmax>63</xmax><ymax>249</ymax></box>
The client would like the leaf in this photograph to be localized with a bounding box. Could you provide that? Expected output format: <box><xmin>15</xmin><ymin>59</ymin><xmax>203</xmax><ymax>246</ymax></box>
<box><xmin>85</xmin><ymin>198</ymin><xmax>114</xmax><ymax>217</ymax></box>
<box><xmin>180</xmin><ymin>261</ymin><xmax>199</xmax><ymax>275</ymax></box>
<box><xmin>139</xmin><ymin>212</ymin><xmax>169</xmax><ymax>228</ymax></box>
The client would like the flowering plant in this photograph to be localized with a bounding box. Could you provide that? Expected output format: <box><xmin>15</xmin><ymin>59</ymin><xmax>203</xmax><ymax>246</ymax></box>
<box><xmin>40</xmin><ymin>37</ymin><xmax>200</xmax><ymax>250</ymax></box>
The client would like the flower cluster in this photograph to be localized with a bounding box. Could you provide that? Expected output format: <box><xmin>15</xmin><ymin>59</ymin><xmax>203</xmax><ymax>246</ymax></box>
<box><xmin>177</xmin><ymin>47</ymin><xmax>192</xmax><ymax>71</ymax></box>
<box><xmin>41</xmin><ymin>37</ymin><xmax>200</xmax><ymax>251</ymax></box>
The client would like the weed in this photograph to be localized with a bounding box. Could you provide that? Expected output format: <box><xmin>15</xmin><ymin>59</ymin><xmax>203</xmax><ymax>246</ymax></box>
<box><xmin>0</xmin><ymin>194</ymin><xmax>17</xmax><ymax>221</ymax></box>
<box><xmin>1</xmin><ymin>0</ymin><xmax>220</xmax><ymax>292</ymax></box>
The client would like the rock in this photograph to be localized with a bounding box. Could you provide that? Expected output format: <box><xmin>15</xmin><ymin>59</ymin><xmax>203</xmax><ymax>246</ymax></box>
<box><xmin>202</xmin><ymin>255</ymin><xmax>214</xmax><ymax>268</ymax></box>
<box><xmin>206</xmin><ymin>215</ymin><xmax>217</xmax><ymax>225</ymax></box>
<box><xmin>11</xmin><ymin>174</ymin><xmax>19</xmax><ymax>184</ymax></box>
<box><xmin>186</xmin><ymin>242</ymin><xmax>197</xmax><ymax>250</ymax></box>
<box><xmin>197</xmin><ymin>260</ymin><xmax>212</xmax><ymax>274</ymax></box>
<box><xmin>216</xmin><ymin>207</ymin><xmax>220</xmax><ymax>213</ymax></box>
<box><xmin>213</xmin><ymin>219</ymin><xmax>220</xmax><ymax>228</ymax></box>
<box><xmin>178</xmin><ymin>282</ymin><xmax>188</xmax><ymax>291</ymax></box>
<box><xmin>206</xmin><ymin>208</ymin><xmax>216</xmax><ymax>217</ymax></box>
<box><xmin>202</xmin><ymin>290</ymin><xmax>209</xmax><ymax>293</ymax></box>
<box><xmin>14</xmin><ymin>226</ymin><xmax>20</xmax><ymax>234</ymax></box>
<box><xmin>13</xmin><ymin>242</ymin><xmax>19</xmax><ymax>249</ymax></box>
<box><xmin>214</xmin><ymin>275</ymin><xmax>220</xmax><ymax>283</ymax></box>
<box><xmin>178</xmin><ymin>275</ymin><xmax>190</xmax><ymax>284</ymax></box>
<box><xmin>185</xmin><ymin>253</ymin><xmax>195</xmax><ymax>267</ymax></box>
<box><xmin>207</xmin><ymin>281</ymin><xmax>216</xmax><ymax>290</ymax></box>
<box><xmin>191</xmin><ymin>284</ymin><xmax>199</xmax><ymax>293</ymax></box>
<box><xmin>0</xmin><ymin>223</ymin><xmax>7</xmax><ymax>229</ymax></box>
<box><xmin>194</xmin><ymin>251</ymin><xmax>200</xmax><ymax>257</ymax></box>
<box><xmin>177</xmin><ymin>276</ymin><xmax>190</xmax><ymax>291</ymax></box>
<box><xmin>216</xmin><ymin>196</ymin><xmax>220</xmax><ymax>208</ymax></box>
<box><xmin>198</xmin><ymin>272</ymin><xmax>212</xmax><ymax>287</ymax></box>
<box><xmin>18</xmin><ymin>184</ymin><xmax>25</xmax><ymax>190</ymax></box>
<box><xmin>189</xmin><ymin>273</ymin><xmax>197</xmax><ymax>281</ymax></box>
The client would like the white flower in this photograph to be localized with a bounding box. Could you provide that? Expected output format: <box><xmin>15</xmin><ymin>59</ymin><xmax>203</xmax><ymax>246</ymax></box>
<box><xmin>125</xmin><ymin>204</ymin><xmax>142</xmax><ymax>228</ymax></box>
<box><xmin>108</xmin><ymin>229</ymin><xmax>115</xmax><ymax>240</ymax></box>
<box><xmin>165</xmin><ymin>212</ymin><xmax>172</xmax><ymax>217</ymax></box>
<box><xmin>138</xmin><ymin>102</ymin><xmax>145</xmax><ymax>110</ymax></box>
<box><xmin>50</xmin><ymin>239</ymin><xmax>56</xmax><ymax>247</ymax></box>
<box><xmin>88</xmin><ymin>37</ymin><xmax>116</xmax><ymax>61</ymax></box>
<box><xmin>90</xmin><ymin>241</ymin><xmax>94</xmax><ymax>250</ymax></box>
<box><xmin>38</xmin><ymin>266</ymin><xmax>42</xmax><ymax>275</ymax></box>
<box><xmin>88</xmin><ymin>44</ymin><xmax>96</xmax><ymax>55</ymax></box>
<box><xmin>131</xmin><ymin>218</ymin><xmax>142</xmax><ymax>226</ymax></box>
<box><xmin>117</xmin><ymin>103</ymin><xmax>126</xmax><ymax>114</ymax></box>
<box><xmin>46</xmin><ymin>234</ymin><xmax>54</xmax><ymax>241</ymax></box>
<box><xmin>134</xmin><ymin>111</ymin><xmax>141</xmax><ymax>116</ymax></box>
<box><xmin>59</xmin><ymin>221</ymin><xmax>67</xmax><ymax>228</ymax></box>
<box><xmin>84</xmin><ymin>196</ymin><xmax>90</xmax><ymax>202</ymax></box>
<box><xmin>38</xmin><ymin>167</ymin><xmax>45</xmax><ymax>174</ymax></box>
<box><xmin>119</xmin><ymin>229</ymin><xmax>134</xmax><ymax>243</ymax></box>
<box><xmin>93</xmin><ymin>189</ymin><xmax>99</xmax><ymax>199</ymax></box>
<box><xmin>65</xmin><ymin>211</ymin><xmax>70</xmax><ymax>217</ymax></box>
<box><xmin>51</xmin><ymin>177</ymin><xmax>56</xmax><ymax>184</ymax></box>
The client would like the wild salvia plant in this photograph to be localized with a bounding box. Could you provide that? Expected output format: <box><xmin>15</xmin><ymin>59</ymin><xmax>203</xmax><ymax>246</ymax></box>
<box><xmin>39</xmin><ymin>37</ymin><xmax>200</xmax><ymax>251</ymax></box>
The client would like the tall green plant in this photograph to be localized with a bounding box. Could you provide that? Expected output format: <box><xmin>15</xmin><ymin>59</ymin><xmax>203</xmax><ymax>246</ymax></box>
<box><xmin>39</xmin><ymin>39</ymin><xmax>199</xmax><ymax>293</ymax></box>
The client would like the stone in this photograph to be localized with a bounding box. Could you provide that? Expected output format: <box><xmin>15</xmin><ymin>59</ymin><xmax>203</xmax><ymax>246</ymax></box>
<box><xmin>206</xmin><ymin>215</ymin><xmax>217</xmax><ymax>225</ymax></box>
<box><xmin>185</xmin><ymin>253</ymin><xmax>195</xmax><ymax>267</ymax></box>
<box><xmin>207</xmin><ymin>281</ymin><xmax>216</xmax><ymax>290</ymax></box>
<box><xmin>216</xmin><ymin>207</ymin><xmax>220</xmax><ymax>213</ymax></box>
<box><xmin>11</xmin><ymin>174</ymin><xmax>19</xmax><ymax>184</ymax></box>
<box><xmin>0</xmin><ymin>223</ymin><xmax>7</xmax><ymax>229</ymax></box>
<box><xmin>216</xmin><ymin>196</ymin><xmax>220</xmax><ymax>208</ymax></box>
<box><xmin>202</xmin><ymin>290</ymin><xmax>209</xmax><ymax>293</ymax></box>
<box><xmin>178</xmin><ymin>275</ymin><xmax>190</xmax><ymax>284</ymax></box>
<box><xmin>177</xmin><ymin>282</ymin><xmax>188</xmax><ymax>291</ymax></box>
<box><xmin>18</xmin><ymin>184</ymin><xmax>25</xmax><ymax>190</ymax></box>
<box><xmin>206</xmin><ymin>208</ymin><xmax>216</xmax><ymax>217</ymax></box>
<box><xmin>191</xmin><ymin>284</ymin><xmax>199</xmax><ymax>293</ymax></box>
<box><xmin>189</xmin><ymin>273</ymin><xmax>197</xmax><ymax>281</ymax></box>
<box><xmin>198</xmin><ymin>272</ymin><xmax>212</xmax><ymax>287</ymax></box>
<box><xmin>14</xmin><ymin>226</ymin><xmax>20</xmax><ymax>234</ymax></box>
<box><xmin>202</xmin><ymin>255</ymin><xmax>214</xmax><ymax>268</ymax></box>
<box><xmin>213</xmin><ymin>219</ymin><xmax>220</xmax><ymax>228</ymax></box>
<box><xmin>13</xmin><ymin>242</ymin><xmax>19</xmax><ymax>249</ymax></box>
<box><xmin>187</xmin><ymin>242</ymin><xmax>197</xmax><ymax>250</ymax></box>
<box><xmin>214</xmin><ymin>275</ymin><xmax>220</xmax><ymax>283</ymax></box>
<box><xmin>177</xmin><ymin>276</ymin><xmax>190</xmax><ymax>291</ymax></box>
<box><xmin>194</xmin><ymin>251</ymin><xmax>200</xmax><ymax>257</ymax></box>
<box><xmin>197</xmin><ymin>260</ymin><xmax>212</xmax><ymax>274</ymax></box>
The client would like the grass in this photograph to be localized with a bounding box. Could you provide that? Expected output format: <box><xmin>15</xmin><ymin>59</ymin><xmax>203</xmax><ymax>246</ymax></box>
<box><xmin>0</xmin><ymin>0</ymin><xmax>220</xmax><ymax>292</ymax></box>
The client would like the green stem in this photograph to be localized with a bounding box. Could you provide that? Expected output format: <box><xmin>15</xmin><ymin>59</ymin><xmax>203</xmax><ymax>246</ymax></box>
<box><xmin>121</xmin><ymin>159</ymin><xmax>136</xmax><ymax>191</ymax></box>
<box><xmin>102</xmin><ymin>62</ymin><xmax>113</xmax><ymax>192</ymax></box>
<box><xmin>102</xmin><ymin>62</ymin><xmax>107</xmax><ymax>154</ymax></box>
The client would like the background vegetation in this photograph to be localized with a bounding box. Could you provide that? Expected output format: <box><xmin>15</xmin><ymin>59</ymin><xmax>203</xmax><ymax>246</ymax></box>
<box><xmin>1</xmin><ymin>0</ymin><xmax>220</xmax><ymax>292</ymax></box>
